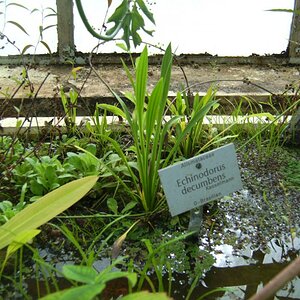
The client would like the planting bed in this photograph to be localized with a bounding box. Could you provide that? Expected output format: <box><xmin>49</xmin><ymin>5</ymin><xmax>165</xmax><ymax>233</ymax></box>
<box><xmin>0</xmin><ymin>136</ymin><xmax>299</xmax><ymax>299</ymax></box>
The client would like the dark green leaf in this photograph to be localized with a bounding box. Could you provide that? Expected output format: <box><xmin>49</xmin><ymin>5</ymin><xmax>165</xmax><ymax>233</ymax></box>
<box><xmin>107</xmin><ymin>197</ymin><xmax>118</xmax><ymax>214</ymax></box>
<box><xmin>40</xmin><ymin>41</ymin><xmax>52</xmax><ymax>55</ymax></box>
<box><xmin>7</xmin><ymin>21</ymin><xmax>29</xmax><ymax>35</ymax></box>
<box><xmin>21</xmin><ymin>44</ymin><xmax>34</xmax><ymax>55</ymax></box>
<box><xmin>136</xmin><ymin>0</ymin><xmax>155</xmax><ymax>24</ymax></box>
<box><xmin>6</xmin><ymin>2</ymin><xmax>29</xmax><ymax>10</ymax></box>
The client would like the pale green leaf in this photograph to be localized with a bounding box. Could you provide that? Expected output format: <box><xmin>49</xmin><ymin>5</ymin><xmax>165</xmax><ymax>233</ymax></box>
<box><xmin>6</xmin><ymin>229</ymin><xmax>40</xmax><ymax>258</ymax></box>
<box><xmin>40</xmin><ymin>284</ymin><xmax>105</xmax><ymax>300</ymax></box>
<box><xmin>96</xmin><ymin>103</ymin><xmax>126</xmax><ymax>119</ymax></box>
<box><xmin>122</xmin><ymin>291</ymin><xmax>172</xmax><ymax>300</ymax></box>
<box><xmin>0</xmin><ymin>176</ymin><xmax>98</xmax><ymax>250</ymax></box>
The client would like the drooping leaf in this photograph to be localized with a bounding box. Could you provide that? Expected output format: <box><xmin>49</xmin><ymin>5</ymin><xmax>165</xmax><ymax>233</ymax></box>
<box><xmin>6</xmin><ymin>2</ymin><xmax>29</xmax><ymax>10</ymax></box>
<box><xmin>108</xmin><ymin>0</ymin><xmax>112</xmax><ymax>8</ymax></box>
<box><xmin>40</xmin><ymin>41</ymin><xmax>52</xmax><ymax>55</ymax></box>
<box><xmin>42</xmin><ymin>24</ymin><xmax>57</xmax><ymax>32</ymax></box>
<box><xmin>21</xmin><ymin>44</ymin><xmax>34</xmax><ymax>55</ymax></box>
<box><xmin>44</xmin><ymin>13</ymin><xmax>57</xmax><ymax>19</ymax></box>
<box><xmin>0</xmin><ymin>176</ymin><xmax>98</xmax><ymax>250</ymax></box>
<box><xmin>7</xmin><ymin>20</ymin><xmax>29</xmax><ymax>35</ymax></box>
<box><xmin>96</xmin><ymin>103</ymin><xmax>126</xmax><ymax>119</ymax></box>
<box><xmin>112</xmin><ymin>221</ymin><xmax>139</xmax><ymax>259</ymax></box>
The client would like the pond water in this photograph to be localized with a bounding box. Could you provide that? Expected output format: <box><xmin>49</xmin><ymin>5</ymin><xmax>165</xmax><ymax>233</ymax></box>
<box><xmin>12</xmin><ymin>235</ymin><xmax>299</xmax><ymax>299</ymax></box>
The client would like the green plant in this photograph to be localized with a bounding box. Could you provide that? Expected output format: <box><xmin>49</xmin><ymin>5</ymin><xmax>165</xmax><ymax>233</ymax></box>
<box><xmin>167</xmin><ymin>89</ymin><xmax>236</xmax><ymax>157</ymax></box>
<box><xmin>0</xmin><ymin>200</ymin><xmax>25</xmax><ymax>225</ymax></box>
<box><xmin>0</xmin><ymin>1</ymin><xmax>56</xmax><ymax>54</ymax></box>
<box><xmin>39</xmin><ymin>257</ymin><xmax>136</xmax><ymax>300</ymax></box>
<box><xmin>12</xmin><ymin>155</ymin><xmax>75</xmax><ymax>201</ymax></box>
<box><xmin>75</xmin><ymin>0</ymin><xmax>155</xmax><ymax>49</ymax></box>
<box><xmin>0</xmin><ymin>176</ymin><xmax>98</xmax><ymax>250</ymax></box>
<box><xmin>60</xmin><ymin>88</ymin><xmax>79</xmax><ymax>135</ymax></box>
<box><xmin>85</xmin><ymin>104</ymin><xmax>112</xmax><ymax>138</ymax></box>
<box><xmin>0</xmin><ymin>175</ymin><xmax>98</xmax><ymax>281</ymax></box>
<box><xmin>96</xmin><ymin>45</ymin><xmax>223</xmax><ymax>213</ymax></box>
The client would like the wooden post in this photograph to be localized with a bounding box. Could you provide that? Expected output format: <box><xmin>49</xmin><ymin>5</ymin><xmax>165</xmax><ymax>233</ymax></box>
<box><xmin>289</xmin><ymin>0</ymin><xmax>300</xmax><ymax>63</ymax></box>
<box><xmin>56</xmin><ymin>0</ymin><xmax>75</xmax><ymax>59</ymax></box>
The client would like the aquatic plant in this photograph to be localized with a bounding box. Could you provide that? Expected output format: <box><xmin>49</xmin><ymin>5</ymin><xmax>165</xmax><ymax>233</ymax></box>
<box><xmin>98</xmin><ymin>45</ymin><xmax>221</xmax><ymax>213</ymax></box>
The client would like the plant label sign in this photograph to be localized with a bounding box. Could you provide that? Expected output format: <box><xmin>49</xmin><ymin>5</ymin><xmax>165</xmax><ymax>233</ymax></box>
<box><xmin>158</xmin><ymin>143</ymin><xmax>243</xmax><ymax>216</ymax></box>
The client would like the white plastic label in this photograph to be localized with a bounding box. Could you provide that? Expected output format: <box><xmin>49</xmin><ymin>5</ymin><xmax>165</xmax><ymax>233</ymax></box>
<box><xmin>158</xmin><ymin>143</ymin><xmax>243</xmax><ymax>216</ymax></box>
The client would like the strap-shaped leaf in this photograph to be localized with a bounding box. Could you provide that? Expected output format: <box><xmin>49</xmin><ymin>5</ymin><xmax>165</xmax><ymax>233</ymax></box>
<box><xmin>0</xmin><ymin>176</ymin><xmax>98</xmax><ymax>250</ymax></box>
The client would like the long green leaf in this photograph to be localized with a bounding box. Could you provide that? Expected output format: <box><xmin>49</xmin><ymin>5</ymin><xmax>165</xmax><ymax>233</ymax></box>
<box><xmin>97</xmin><ymin>103</ymin><xmax>126</xmax><ymax>119</ymax></box>
<box><xmin>6</xmin><ymin>2</ymin><xmax>28</xmax><ymax>10</ymax></box>
<box><xmin>0</xmin><ymin>176</ymin><xmax>98</xmax><ymax>250</ymax></box>
<box><xmin>7</xmin><ymin>20</ymin><xmax>29</xmax><ymax>35</ymax></box>
<box><xmin>40</xmin><ymin>41</ymin><xmax>52</xmax><ymax>55</ymax></box>
<box><xmin>135</xmin><ymin>47</ymin><xmax>148</xmax><ymax>128</ymax></box>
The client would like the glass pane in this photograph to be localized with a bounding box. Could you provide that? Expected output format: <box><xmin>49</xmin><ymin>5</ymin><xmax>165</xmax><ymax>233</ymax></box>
<box><xmin>0</xmin><ymin>0</ymin><xmax>295</xmax><ymax>56</ymax></box>
<box><xmin>0</xmin><ymin>0</ymin><xmax>57</xmax><ymax>56</ymax></box>
<box><xmin>74</xmin><ymin>0</ymin><xmax>294</xmax><ymax>55</ymax></box>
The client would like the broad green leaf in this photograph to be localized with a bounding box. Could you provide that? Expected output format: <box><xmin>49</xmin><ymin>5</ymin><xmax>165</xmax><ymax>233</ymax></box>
<box><xmin>106</xmin><ymin>0</ymin><xmax>129</xmax><ymax>33</ymax></box>
<box><xmin>97</xmin><ymin>271</ymin><xmax>137</xmax><ymax>287</ymax></box>
<box><xmin>107</xmin><ymin>197</ymin><xmax>118</xmax><ymax>214</ymax></box>
<box><xmin>96</xmin><ymin>103</ymin><xmax>126</xmax><ymax>119</ymax></box>
<box><xmin>122</xmin><ymin>291</ymin><xmax>172</xmax><ymax>300</ymax></box>
<box><xmin>62</xmin><ymin>265</ymin><xmax>97</xmax><ymax>284</ymax></box>
<box><xmin>7</xmin><ymin>21</ymin><xmax>29</xmax><ymax>35</ymax></box>
<box><xmin>0</xmin><ymin>176</ymin><xmax>98</xmax><ymax>250</ymax></box>
<box><xmin>121</xmin><ymin>201</ymin><xmax>137</xmax><ymax>214</ymax></box>
<box><xmin>40</xmin><ymin>283</ymin><xmax>105</xmax><ymax>300</ymax></box>
<box><xmin>6</xmin><ymin>229</ymin><xmax>40</xmax><ymax>259</ymax></box>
